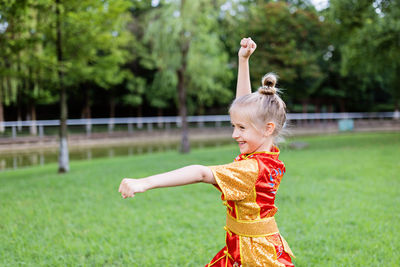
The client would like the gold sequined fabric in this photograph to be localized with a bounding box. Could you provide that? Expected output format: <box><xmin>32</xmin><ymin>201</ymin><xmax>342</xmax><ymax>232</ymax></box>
<box><xmin>210</xmin><ymin>159</ymin><xmax>259</xmax><ymax>201</ymax></box>
<box><xmin>226</xmin><ymin>215</ymin><xmax>279</xmax><ymax>237</ymax></box>
<box><xmin>236</xmin><ymin>187</ymin><xmax>261</xmax><ymax>220</ymax></box>
<box><xmin>240</xmin><ymin>236</ymin><xmax>286</xmax><ymax>267</ymax></box>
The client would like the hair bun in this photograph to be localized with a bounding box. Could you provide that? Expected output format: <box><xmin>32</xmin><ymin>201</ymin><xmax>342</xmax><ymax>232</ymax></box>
<box><xmin>258</xmin><ymin>73</ymin><xmax>277</xmax><ymax>95</ymax></box>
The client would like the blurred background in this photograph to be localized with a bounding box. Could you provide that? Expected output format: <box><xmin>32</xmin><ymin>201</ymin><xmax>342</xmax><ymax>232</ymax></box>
<box><xmin>0</xmin><ymin>0</ymin><xmax>399</xmax><ymax>171</ymax></box>
<box><xmin>1</xmin><ymin>1</ymin><xmax>399</xmax><ymax>266</ymax></box>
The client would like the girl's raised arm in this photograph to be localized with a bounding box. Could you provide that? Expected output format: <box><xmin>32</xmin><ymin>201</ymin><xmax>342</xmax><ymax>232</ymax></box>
<box><xmin>118</xmin><ymin>165</ymin><xmax>215</xmax><ymax>198</ymax></box>
<box><xmin>236</xmin><ymin>37</ymin><xmax>257</xmax><ymax>98</ymax></box>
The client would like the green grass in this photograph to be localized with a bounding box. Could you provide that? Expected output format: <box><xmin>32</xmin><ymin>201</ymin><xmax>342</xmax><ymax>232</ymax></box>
<box><xmin>1</xmin><ymin>132</ymin><xmax>399</xmax><ymax>266</ymax></box>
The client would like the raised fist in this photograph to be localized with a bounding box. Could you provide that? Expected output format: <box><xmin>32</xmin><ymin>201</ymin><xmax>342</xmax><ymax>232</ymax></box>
<box><xmin>238</xmin><ymin>37</ymin><xmax>257</xmax><ymax>59</ymax></box>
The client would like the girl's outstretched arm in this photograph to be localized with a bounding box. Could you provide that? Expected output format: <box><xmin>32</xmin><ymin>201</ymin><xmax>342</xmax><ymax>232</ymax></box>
<box><xmin>118</xmin><ymin>165</ymin><xmax>215</xmax><ymax>198</ymax></box>
<box><xmin>236</xmin><ymin>37</ymin><xmax>257</xmax><ymax>98</ymax></box>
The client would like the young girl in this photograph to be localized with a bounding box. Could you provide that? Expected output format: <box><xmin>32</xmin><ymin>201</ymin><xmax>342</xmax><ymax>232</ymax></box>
<box><xmin>119</xmin><ymin>37</ymin><xmax>295</xmax><ymax>267</ymax></box>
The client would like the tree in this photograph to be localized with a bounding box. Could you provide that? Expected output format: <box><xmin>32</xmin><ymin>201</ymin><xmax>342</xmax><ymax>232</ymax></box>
<box><xmin>55</xmin><ymin>0</ymin><xmax>69</xmax><ymax>172</ymax></box>
<box><xmin>51</xmin><ymin>0</ymin><xmax>133</xmax><ymax>172</ymax></box>
<box><xmin>312</xmin><ymin>0</ymin><xmax>400</xmax><ymax>112</ymax></box>
<box><xmin>0</xmin><ymin>0</ymin><xmax>56</xmax><ymax>133</ymax></box>
<box><xmin>337</xmin><ymin>0</ymin><xmax>400</xmax><ymax>111</ymax></box>
<box><xmin>143</xmin><ymin>0</ymin><xmax>232</xmax><ymax>153</ymax></box>
<box><xmin>0</xmin><ymin>1</ymin><xmax>23</xmax><ymax>131</ymax></box>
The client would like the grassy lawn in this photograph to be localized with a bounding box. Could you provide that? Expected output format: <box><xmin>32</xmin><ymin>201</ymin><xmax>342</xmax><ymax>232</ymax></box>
<box><xmin>1</xmin><ymin>132</ymin><xmax>399</xmax><ymax>266</ymax></box>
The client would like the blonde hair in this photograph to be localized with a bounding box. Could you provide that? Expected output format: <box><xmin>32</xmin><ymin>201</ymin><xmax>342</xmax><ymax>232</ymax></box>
<box><xmin>229</xmin><ymin>73</ymin><xmax>287</xmax><ymax>139</ymax></box>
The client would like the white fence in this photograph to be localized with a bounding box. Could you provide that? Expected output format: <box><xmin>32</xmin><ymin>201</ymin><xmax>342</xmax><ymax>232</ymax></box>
<box><xmin>1</xmin><ymin>111</ymin><xmax>399</xmax><ymax>138</ymax></box>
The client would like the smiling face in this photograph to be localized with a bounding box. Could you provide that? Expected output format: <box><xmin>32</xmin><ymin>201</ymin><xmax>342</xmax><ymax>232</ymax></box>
<box><xmin>230</xmin><ymin>109</ymin><xmax>274</xmax><ymax>154</ymax></box>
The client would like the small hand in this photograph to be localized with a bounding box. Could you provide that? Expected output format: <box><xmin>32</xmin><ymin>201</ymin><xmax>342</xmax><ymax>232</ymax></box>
<box><xmin>118</xmin><ymin>178</ymin><xmax>147</xmax><ymax>199</ymax></box>
<box><xmin>238</xmin><ymin>37</ymin><xmax>257</xmax><ymax>59</ymax></box>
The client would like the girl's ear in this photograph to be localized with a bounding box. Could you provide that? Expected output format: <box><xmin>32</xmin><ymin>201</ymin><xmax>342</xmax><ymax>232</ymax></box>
<box><xmin>264</xmin><ymin>122</ymin><xmax>275</xmax><ymax>136</ymax></box>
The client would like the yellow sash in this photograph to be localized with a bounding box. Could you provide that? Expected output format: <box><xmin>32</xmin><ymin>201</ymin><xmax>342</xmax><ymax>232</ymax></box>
<box><xmin>225</xmin><ymin>214</ymin><xmax>295</xmax><ymax>258</ymax></box>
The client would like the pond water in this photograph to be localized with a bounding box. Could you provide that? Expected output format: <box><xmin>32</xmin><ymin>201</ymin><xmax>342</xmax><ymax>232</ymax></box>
<box><xmin>0</xmin><ymin>138</ymin><xmax>235</xmax><ymax>171</ymax></box>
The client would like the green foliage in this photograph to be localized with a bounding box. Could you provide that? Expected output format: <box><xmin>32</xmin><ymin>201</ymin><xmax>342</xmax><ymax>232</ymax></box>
<box><xmin>57</xmin><ymin>0</ymin><xmax>133</xmax><ymax>89</ymax></box>
<box><xmin>329</xmin><ymin>0</ymin><xmax>400</xmax><ymax>109</ymax></box>
<box><xmin>1</xmin><ymin>0</ymin><xmax>400</xmax><ymax>117</ymax></box>
<box><xmin>186</xmin><ymin>29</ymin><xmax>233</xmax><ymax>112</ymax></box>
<box><xmin>243</xmin><ymin>2</ymin><xmax>327</xmax><ymax>103</ymax></box>
<box><xmin>142</xmin><ymin>0</ymin><xmax>233</xmax><ymax>113</ymax></box>
<box><xmin>122</xmin><ymin>75</ymin><xmax>146</xmax><ymax>107</ymax></box>
<box><xmin>0</xmin><ymin>0</ymin><xmax>135</xmax><ymax>117</ymax></box>
<box><xmin>148</xmin><ymin>71</ymin><xmax>177</xmax><ymax>109</ymax></box>
<box><xmin>0</xmin><ymin>132</ymin><xmax>399</xmax><ymax>265</ymax></box>
<box><xmin>0</xmin><ymin>0</ymin><xmax>56</xmax><ymax>107</ymax></box>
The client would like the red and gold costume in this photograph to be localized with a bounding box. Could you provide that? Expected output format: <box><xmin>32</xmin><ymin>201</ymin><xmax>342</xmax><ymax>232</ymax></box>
<box><xmin>206</xmin><ymin>147</ymin><xmax>295</xmax><ymax>267</ymax></box>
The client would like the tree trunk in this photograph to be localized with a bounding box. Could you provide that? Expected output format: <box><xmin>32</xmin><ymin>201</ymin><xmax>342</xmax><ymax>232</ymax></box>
<box><xmin>177</xmin><ymin>0</ymin><xmax>190</xmax><ymax>154</ymax></box>
<box><xmin>56</xmin><ymin>0</ymin><xmax>69</xmax><ymax>173</ymax></box>
<box><xmin>137</xmin><ymin>105</ymin><xmax>143</xmax><ymax>128</ymax></box>
<box><xmin>157</xmin><ymin>108</ymin><xmax>163</xmax><ymax>128</ymax></box>
<box><xmin>392</xmin><ymin>65</ymin><xmax>399</xmax><ymax>119</ymax></box>
<box><xmin>16</xmin><ymin>51</ymin><xmax>23</xmax><ymax>131</ymax></box>
<box><xmin>109</xmin><ymin>93</ymin><xmax>116</xmax><ymax>118</ymax></box>
<box><xmin>394</xmin><ymin>99</ymin><xmax>399</xmax><ymax>120</ymax></box>
<box><xmin>17</xmin><ymin>101</ymin><xmax>22</xmax><ymax>131</ymax></box>
<box><xmin>0</xmin><ymin>83</ymin><xmax>4</xmax><ymax>133</ymax></box>
<box><xmin>177</xmin><ymin>67</ymin><xmax>190</xmax><ymax>153</ymax></box>
<box><xmin>4</xmin><ymin>57</ymin><xmax>13</xmax><ymax>110</ymax></box>
<box><xmin>81</xmin><ymin>87</ymin><xmax>91</xmax><ymax>119</ymax></box>
<box><xmin>27</xmin><ymin>63</ymin><xmax>37</xmax><ymax>135</ymax></box>
<box><xmin>29</xmin><ymin>102</ymin><xmax>37</xmax><ymax>135</ymax></box>
<box><xmin>108</xmin><ymin>93</ymin><xmax>116</xmax><ymax>133</ymax></box>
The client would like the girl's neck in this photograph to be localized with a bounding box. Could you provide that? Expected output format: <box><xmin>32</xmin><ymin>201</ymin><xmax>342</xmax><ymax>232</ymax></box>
<box><xmin>252</xmin><ymin>139</ymin><xmax>274</xmax><ymax>154</ymax></box>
